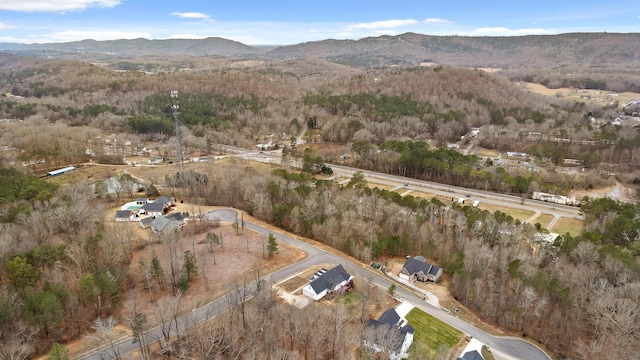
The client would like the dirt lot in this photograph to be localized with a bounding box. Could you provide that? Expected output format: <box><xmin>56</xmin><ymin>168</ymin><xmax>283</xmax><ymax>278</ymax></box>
<box><xmin>67</xmin><ymin>204</ymin><xmax>306</xmax><ymax>358</ymax></box>
<box><xmin>523</xmin><ymin>82</ymin><xmax>640</xmax><ymax>106</ymax></box>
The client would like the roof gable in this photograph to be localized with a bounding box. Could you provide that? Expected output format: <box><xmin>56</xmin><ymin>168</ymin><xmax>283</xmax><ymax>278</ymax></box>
<box><xmin>139</xmin><ymin>217</ymin><xmax>154</xmax><ymax>227</ymax></box>
<box><xmin>141</xmin><ymin>202</ymin><xmax>164</xmax><ymax>211</ymax></box>
<box><xmin>378</xmin><ymin>308</ymin><xmax>401</xmax><ymax>326</ymax></box>
<box><xmin>115</xmin><ymin>210</ymin><xmax>131</xmax><ymax>218</ymax></box>
<box><xmin>155</xmin><ymin>196</ymin><xmax>172</xmax><ymax>204</ymax></box>
<box><xmin>459</xmin><ymin>350</ymin><xmax>484</xmax><ymax>360</ymax></box>
<box><xmin>429</xmin><ymin>265</ymin><xmax>440</xmax><ymax>275</ymax></box>
<box><xmin>401</xmin><ymin>257</ymin><xmax>432</xmax><ymax>275</ymax></box>
<box><xmin>150</xmin><ymin>216</ymin><xmax>177</xmax><ymax>233</ymax></box>
<box><xmin>165</xmin><ymin>212</ymin><xmax>185</xmax><ymax>222</ymax></box>
<box><xmin>309</xmin><ymin>264</ymin><xmax>352</xmax><ymax>294</ymax></box>
<box><xmin>365</xmin><ymin>319</ymin><xmax>407</xmax><ymax>353</ymax></box>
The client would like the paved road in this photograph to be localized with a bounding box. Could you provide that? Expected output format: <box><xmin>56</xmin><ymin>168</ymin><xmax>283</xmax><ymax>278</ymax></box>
<box><xmin>79</xmin><ymin>209</ymin><xmax>549</xmax><ymax>360</ymax></box>
<box><xmin>235</xmin><ymin>148</ymin><xmax>583</xmax><ymax>221</ymax></box>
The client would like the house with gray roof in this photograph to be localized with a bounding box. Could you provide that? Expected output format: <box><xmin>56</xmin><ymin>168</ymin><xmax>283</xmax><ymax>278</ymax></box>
<box><xmin>140</xmin><ymin>196</ymin><xmax>173</xmax><ymax>217</ymax></box>
<box><xmin>398</xmin><ymin>256</ymin><xmax>443</xmax><ymax>282</ymax></box>
<box><xmin>115</xmin><ymin>210</ymin><xmax>132</xmax><ymax>222</ymax></box>
<box><xmin>364</xmin><ymin>308</ymin><xmax>414</xmax><ymax>360</ymax></box>
<box><xmin>165</xmin><ymin>212</ymin><xmax>186</xmax><ymax>226</ymax></box>
<box><xmin>139</xmin><ymin>216</ymin><xmax>154</xmax><ymax>229</ymax></box>
<box><xmin>302</xmin><ymin>264</ymin><xmax>353</xmax><ymax>301</ymax></box>
<box><xmin>458</xmin><ymin>351</ymin><xmax>484</xmax><ymax>360</ymax></box>
<box><xmin>150</xmin><ymin>216</ymin><xmax>178</xmax><ymax>233</ymax></box>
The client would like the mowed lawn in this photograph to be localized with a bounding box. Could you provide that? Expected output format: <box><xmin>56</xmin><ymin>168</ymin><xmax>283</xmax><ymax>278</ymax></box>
<box><xmin>405</xmin><ymin>307</ymin><xmax>463</xmax><ymax>358</ymax></box>
<box><xmin>551</xmin><ymin>217</ymin><xmax>585</xmax><ymax>237</ymax></box>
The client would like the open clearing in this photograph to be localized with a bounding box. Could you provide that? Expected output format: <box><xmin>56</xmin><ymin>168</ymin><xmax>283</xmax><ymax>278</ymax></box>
<box><xmin>523</xmin><ymin>82</ymin><xmax>640</xmax><ymax>106</ymax></box>
<box><xmin>406</xmin><ymin>307</ymin><xmax>464</xmax><ymax>359</ymax></box>
<box><xmin>531</xmin><ymin>213</ymin><xmax>555</xmax><ymax>229</ymax></box>
<box><xmin>66</xmin><ymin>204</ymin><xmax>306</xmax><ymax>359</ymax></box>
<box><xmin>551</xmin><ymin>217</ymin><xmax>585</xmax><ymax>237</ymax></box>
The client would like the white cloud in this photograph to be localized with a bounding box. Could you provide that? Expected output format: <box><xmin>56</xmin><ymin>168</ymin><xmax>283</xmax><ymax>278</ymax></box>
<box><xmin>374</xmin><ymin>29</ymin><xmax>399</xmax><ymax>36</ymax></box>
<box><xmin>0</xmin><ymin>22</ymin><xmax>14</xmax><ymax>29</ymax></box>
<box><xmin>424</xmin><ymin>18</ymin><xmax>451</xmax><ymax>25</ymax></box>
<box><xmin>47</xmin><ymin>30</ymin><xmax>150</xmax><ymax>42</ymax></box>
<box><xmin>169</xmin><ymin>34</ymin><xmax>207</xmax><ymax>39</ymax></box>
<box><xmin>473</xmin><ymin>27</ymin><xmax>549</xmax><ymax>36</ymax></box>
<box><xmin>350</xmin><ymin>19</ymin><xmax>418</xmax><ymax>29</ymax></box>
<box><xmin>171</xmin><ymin>12</ymin><xmax>210</xmax><ymax>20</ymax></box>
<box><xmin>0</xmin><ymin>0</ymin><xmax>120</xmax><ymax>12</ymax></box>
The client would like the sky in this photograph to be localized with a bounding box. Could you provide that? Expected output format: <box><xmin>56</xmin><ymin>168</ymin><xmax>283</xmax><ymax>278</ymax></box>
<box><xmin>0</xmin><ymin>0</ymin><xmax>638</xmax><ymax>45</ymax></box>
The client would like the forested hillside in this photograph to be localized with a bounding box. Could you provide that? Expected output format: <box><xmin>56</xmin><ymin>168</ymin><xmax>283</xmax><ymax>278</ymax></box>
<box><xmin>0</xmin><ymin>50</ymin><xmax>638</xmax><ymax>359</ymax></box>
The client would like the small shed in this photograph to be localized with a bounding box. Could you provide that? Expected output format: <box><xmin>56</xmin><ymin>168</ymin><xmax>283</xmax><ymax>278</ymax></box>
<box><xmin>115</xmin><ymin>210</ymin><xmax>132</xmax><ymax>222</ymax></box>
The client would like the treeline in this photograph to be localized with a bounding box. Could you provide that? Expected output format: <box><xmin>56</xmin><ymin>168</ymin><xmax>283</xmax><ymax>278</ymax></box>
<box><xmin>349</xmin><ymin>140</ymin><xmax>547</xmax><ymax>195</ymax></box>
<box><xmin>0</xmin><ymin>168</ymin><xmax>132</xmax><ymax>356</ymax></box>
<box><xmin>0</xmin><ymin>167</ymin><xmax>56</xmax><ymax>222</ymax></box>
<box><xmin>171</xmin><ymin>164</ymin><xmax>640</xmax><ymax>359</ymax></box>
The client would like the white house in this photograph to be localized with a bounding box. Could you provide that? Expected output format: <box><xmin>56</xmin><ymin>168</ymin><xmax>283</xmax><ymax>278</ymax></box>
<box><xmin>364</xmin><ymin>308</ymin><xmax>414</xmax><ymax>360</ymax></box>
<box><xmin>302</xmin><ymin>265</ymin><xmax>353</xmax><ymax>301</ymax></box>
<box><xmin>140</xmin><ymin>196</ymin><xmax>173</xmax><ymax>217</ymax></box>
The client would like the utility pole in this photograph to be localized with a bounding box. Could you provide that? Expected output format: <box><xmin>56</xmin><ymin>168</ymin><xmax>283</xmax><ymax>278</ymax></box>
<box><xmin>171</xmin><ymin>90</ymin><xmax>185</xmax><ymax>173</ymax></box>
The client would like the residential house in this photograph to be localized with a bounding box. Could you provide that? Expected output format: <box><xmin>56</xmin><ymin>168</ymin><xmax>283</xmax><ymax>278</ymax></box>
<box><xmin>457</xmin><ymin>338</ymin><xmax>486</xmax><ymax>360</ymax></box>
<box><xmin>139</xmin><ymin>216</ymin><xmax>154</xmax><ymax>229</ymax></box>
<box><xmin>302</xmin><ymin>264</ymin><xmax>353</xmax><ymax>301</ymax></box>
<box><xmin>150</xmin><ymin>216</ymin><xmax>178</xmax><ymax>233</ymax></box>
<box><xmin>115</xmin><ymin>210</ymin><xmax>132</xmax><ymax>222</ymax></box>
<box><xmin>165</xmin><ymin>212</ymin><xmax>186</xmax><ymax>227</ymax></box>
<box><xmin>398</xmin><ymin>256</ymin><xmax>443</xmax><ymax>282</ymax></box>
<box><xmin>458</xmin><ymin>351</ymin><xmax>484</xmax><ymax>360</ymax></box>
<box><xmin>140</xmin><ymin>196</ymin><xmax>173</xmax><ymax>216</ymax></box>
<box><xmin>364</xmin><ymin>308</ymin><xmax>414</xmax><ymax>360</ymax></box>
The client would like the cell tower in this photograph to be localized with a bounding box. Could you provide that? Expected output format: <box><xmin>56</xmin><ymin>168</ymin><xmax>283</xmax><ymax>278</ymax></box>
<box><xmin>171</xmin><ymin>90</ymin><xmax>185</xmax><ymax>173</ymax></box>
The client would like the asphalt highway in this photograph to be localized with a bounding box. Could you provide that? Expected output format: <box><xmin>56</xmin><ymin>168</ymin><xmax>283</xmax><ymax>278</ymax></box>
<box><xmin>79</xmin><ymin>209</ymin><xmax>550</xmax><ymax>360</ymax></box>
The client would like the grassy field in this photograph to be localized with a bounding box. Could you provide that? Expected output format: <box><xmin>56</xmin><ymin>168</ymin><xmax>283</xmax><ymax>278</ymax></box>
<box><xmin>477</xmin><ymin>203</ymin><xmax>535</xmax><ymax>222</ymax></box>
<box><xmin>473</xmin><ymin>147</ymin><xmax>499</xmax><ymax>158</ymax></box>
<box><xmin>405</xmin><ymin>307</ymin><xmax>464</xmax><ymax>358</ymax></box>
<box><xmin>45</xmin><ymin>164</ymin><xmax>124</xmax><ymax>186</ymax></box>
<box><xmin>551</xmin><ymin>217</ymin><xmax>585</xmax><ymax>237</ymax></box>
<box><xmin>532</xmin><ymin>213</ymin><xmax>554</xmax><ymax>229</ymax></box>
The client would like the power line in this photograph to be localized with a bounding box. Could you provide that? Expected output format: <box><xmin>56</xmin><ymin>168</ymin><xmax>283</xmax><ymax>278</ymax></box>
<box><xmin>171</xmin><ymin>90</ymin><xmax>185</xmax><ymax>173</ymax></box>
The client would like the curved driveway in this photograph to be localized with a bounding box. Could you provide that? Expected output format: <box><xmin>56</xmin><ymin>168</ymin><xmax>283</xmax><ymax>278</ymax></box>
<box><xmin>80</xmin><ymin>209</ymin><xmax>549</xmax><ymax>360</ymax></box>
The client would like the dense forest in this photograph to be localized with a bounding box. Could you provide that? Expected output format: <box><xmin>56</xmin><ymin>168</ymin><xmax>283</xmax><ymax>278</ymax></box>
<box><xmin>0</xmin><ymin>51</ymin><xmax>638</xmax><ymax>358</ymax></box>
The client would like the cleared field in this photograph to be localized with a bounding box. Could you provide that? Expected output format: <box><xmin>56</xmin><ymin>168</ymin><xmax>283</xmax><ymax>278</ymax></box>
<box><xmin>406</xmin><ymin>307</ymin><xmax>464</xmax><ymax>358</ymax></box>
<box><xmin>473</xmin><ymin>147</ymin><xmax>499</xmax><ymax>158</ymax></box>
<box><xmin>477</xmin><ymin>203</ymin><xmax>535</xmax><ymax>222</ymax></box>
<box><xmin>524</xmin><ymin>82</ymin><xmax>640</xmax><ymax>107</ymax></box>
<box><xmin>551</xmin><ymin>217</ymin><xmax>585</xmax><ymax>237</ymax></box>
<box><xmin>45</xmin><ymin>164</ymin><xmax>124</xmax><ymax>185</ymax></box>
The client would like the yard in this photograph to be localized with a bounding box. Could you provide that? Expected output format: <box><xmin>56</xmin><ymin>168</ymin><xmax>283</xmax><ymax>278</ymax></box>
<box><xmin>405</xmin><ymin>307</ymin><xmax>464</xmax><ymax>359</ymax></box>
<box><xmin>551</xmin><ymin>217</ymin><xmax>585</xmax><ymax>237</ymax></box>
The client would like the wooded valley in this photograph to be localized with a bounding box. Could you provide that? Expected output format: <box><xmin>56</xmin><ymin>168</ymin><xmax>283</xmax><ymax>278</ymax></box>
<box><xmin>0</xmin><ymin>39</ymin><xmax>639</xmax><ymax>359</ymax></box>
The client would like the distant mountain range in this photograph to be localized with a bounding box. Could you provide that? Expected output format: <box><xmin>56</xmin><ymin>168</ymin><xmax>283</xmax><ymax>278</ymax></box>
<box><xmin>1</xmin><ymin>32</ymin><xmax>639</xmax><ymax>69</ymax></box>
